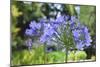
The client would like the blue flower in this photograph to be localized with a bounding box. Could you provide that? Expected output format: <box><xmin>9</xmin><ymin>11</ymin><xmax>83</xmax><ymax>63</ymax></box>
<box><xmin>55</xmin><ymin>15</ymin><xmax>66</xmax><ymax>25</ymax></box>
<box><xmin>39</xmin><ymin>23</ymin><xmax>56</xmax><ymax>43</ymax></box>
<box><xmin>72</xmin><ymin>23</ymin><xmax>92</xmax><ymax>50</ymax></box>
<box><xmin>25</xmin><ymin>15</ymin><xmax>92</xmax><ymax>50</ymax></box>
<box><xmin>29</xmin><ymin>20</ymin><xmax>41</xmax><ymax>30</ymax></box>
<box><xmin>76</xmin><ymin>41</ymin><xmax>84</xmax><ymax>50</ymax></box>
<box><xmin>39</xmin><ymin>33</ymin><xmax>51</xmax><ymax>43</ymax></box>
<box><xmin>29</xmin><ymin>21</ymin><xmax>37</xmax><ymax>29</ymax></box>
<box><xmin>82</xmin><ymin>27</ymin><xmax>92</xmax><ymax>46</ymax></box>
<box><xmin>36</xmin><ymin>23</ymin><xmax>41</xmax><ymax>30</ymax></box>
<box><xmin>39</xmin><ymin>34</ymin><xmax>47</xmax><ymax>43</ymax></box>
<box><xmin>70</xmin><ymin>16</ymin><xmax>77</xmax><ymax>22</ymax></box>
<box><xmin>72</xmin><ymin>30</ymin><xmax>80</xmax><ymax>38</ymax></box>
<box><xmin>25</xmin><ymin>29</ymin><xmax>33</xmax><ymax>36</ymax></box>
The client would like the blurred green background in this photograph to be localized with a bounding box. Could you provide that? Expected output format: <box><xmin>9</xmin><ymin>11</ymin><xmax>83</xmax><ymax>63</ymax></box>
<box><xmin>11</xmin><ymin>0</ymin><xmax>96</xmax><ymax>66</ymax></box>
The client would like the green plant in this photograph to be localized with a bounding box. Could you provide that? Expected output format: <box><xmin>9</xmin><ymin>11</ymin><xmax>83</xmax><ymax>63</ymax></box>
<box><xmin>75</xmin><ymin>51</ymin><xmax>87</xmax><ymax>61</ymax></box>
<box><xmin>68</xmin><ymin>51</ymin><xmax>75</xmax><ymax>61</ymax></box>
<box><xmin>47</xmin><ymin>51</ymin><xmax>66</xmax><ymax>63</ymax></box>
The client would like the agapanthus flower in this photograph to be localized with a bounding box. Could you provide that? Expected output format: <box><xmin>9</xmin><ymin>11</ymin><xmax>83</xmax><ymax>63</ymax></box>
<box><xmin>72</xmin><ymin>30</ymin><xmax>80</xmax><ymax>38</ymax></box>
<box><xmin>29</xmin><ymin>20</ymin><xmax>41</xmax><ymax>30</ymax></box>
<box><xmin>69</xmin><ymin>16</ymin><xmax>92</xmax><ymax>50</ymax></box>
<box><xmin>39</xmin><ymin>34</ymin><xmax>48</xmax><ymax>43</ymax></box>
<box><xmin>39</xmin><ymin>23</ymin><xmax>57</xmax><ymax>43</ymax></box>
<box><xmin>25</xmin><ymin>29</ymin><xmax>33</xmax><ymax>36</ymax></box>
<box><xmin>25</xmin><ymin>14</ymin><xmax>92</xmax><ymax>50</ymax></box>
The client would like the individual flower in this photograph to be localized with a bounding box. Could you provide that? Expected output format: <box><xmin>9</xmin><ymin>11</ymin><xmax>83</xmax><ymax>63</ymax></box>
<box><xmin>29</xmin><ymin>20</ymin><xmax>41</xmax><ymax>30</ymax></box>
<box><xmin>25</xmin><ymin>29</ymin><xmax>33</xmax><ymax>36</ymax></box>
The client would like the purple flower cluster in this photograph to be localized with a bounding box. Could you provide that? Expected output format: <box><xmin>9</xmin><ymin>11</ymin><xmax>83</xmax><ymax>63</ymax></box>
<box><xmin>39</xmin><ymin>15</ymin><xmax>67</xmax><ymax>43</ymax></box>
<box><xmin>69</xmin><ymin>16</ymin><xmax>92</xmax><ymax>50</ymax></box>
<box><xmin>40</xmin><ymin>23</ymin><xmax>56</xmax><ymax>43</ymax></box>
<box><xmin>25</xmin><ymin>14</ymin><xmax>92</xmax><ymax>50</ymax></box>
<box><xmin>25</xmin><ymin>21</ymin><xmax>42</xmax><ymax>36</ymax></box>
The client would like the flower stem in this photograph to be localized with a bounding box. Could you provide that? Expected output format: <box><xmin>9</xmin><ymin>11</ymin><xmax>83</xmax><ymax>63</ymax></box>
<box><xmin>44</xmin><ymin>43</ymin><xmax>47</xmax><ymax>64</ymax></box>
<box><xmin>65</xmin><ymin>47</ymin><xmax>68</xmax><ymax>63</ymax></box>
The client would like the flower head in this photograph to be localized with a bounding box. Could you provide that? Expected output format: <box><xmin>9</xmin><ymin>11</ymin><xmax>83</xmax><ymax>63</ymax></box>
<box><xmin>25</xmin><ymin>15</ymin><xmax>92</xmax><ymax>50</ymax></box>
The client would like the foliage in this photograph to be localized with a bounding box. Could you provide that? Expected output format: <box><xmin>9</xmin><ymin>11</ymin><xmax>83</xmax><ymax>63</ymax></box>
<box><xmin>47</xmin><ymin>51</ymin><xmax>66</xmax><ymax>63</ymax></box>
<box><xmin>68</xmin><ymin>51</ymin><xmax>87</xmax><ymax>62</ymax></box>
<box><xmin>75</xmin><ymin>51</ymin><xmax>87</xmax><ymax>61</ymax></box>
<box><xmin>11</xmin><ymin>45</ymin><xmax>45</xmax><ymax>66</ymax></box>
<box><xmin>11</xmin><ymin>49</ymin><xmax>87</xmax><ymax>66</ymax></box>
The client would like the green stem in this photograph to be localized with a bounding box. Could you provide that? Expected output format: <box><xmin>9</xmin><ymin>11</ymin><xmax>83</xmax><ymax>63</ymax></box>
<box><xmin>65</xmin><ymin>47</ymin><xmax>68</xmax><ymax>63</ymax></box>
<box><xmin>44</xmin><ymin>43</ymin><xmax>47</xmax><ymax>64</ymax></box>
